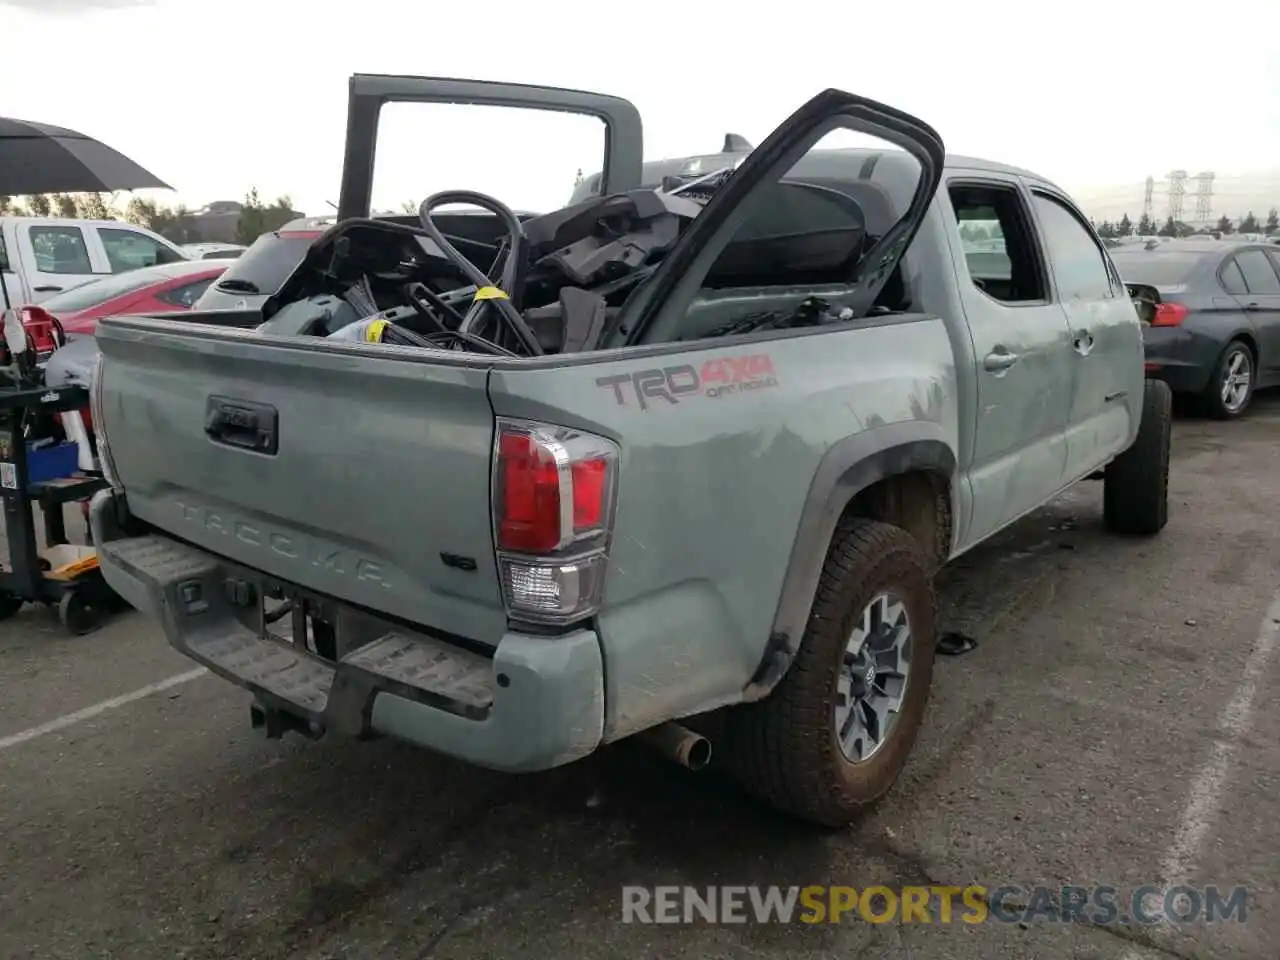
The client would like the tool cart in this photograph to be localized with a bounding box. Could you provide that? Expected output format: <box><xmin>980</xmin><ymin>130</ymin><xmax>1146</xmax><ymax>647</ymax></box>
<box><xmin>0</xmin><ymin>111</ymin><xmax>172</xmax><ymax>634</ymax></box>
<box><xmin>0</xmin><ymin>383</ymin><xmax>113</xmax><ymax>633</ymax></box>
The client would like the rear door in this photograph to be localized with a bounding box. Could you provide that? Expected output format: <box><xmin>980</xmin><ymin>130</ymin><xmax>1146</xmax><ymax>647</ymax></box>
<box><xmin>336</xmin><ymin>74</ymin><xmax>644</xmax><ymax>220</ymax></box>
<box><xmin>944</xmin><ymin>175</ymin><xmax>1077</xmax><ymax>545</ymax></box>
<box><xmin>1025</xmin><ymin>185</ymin><xmax>1143</xmax><ymax>484</ymax></box>
<box><xmin>1231</xmin><ymin>248</ymin><xmax>1280</xmax><ymax>378</ymax></box>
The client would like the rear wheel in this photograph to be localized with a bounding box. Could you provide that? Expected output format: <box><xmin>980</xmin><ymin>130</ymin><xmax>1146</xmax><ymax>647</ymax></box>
<box><xmin>1202</xmin><ymin>340</ymin><xmax>1254</xmax><ymax>419</ymax></box>
<box><xmin>726</xmin><ymin>518</ymin><xmax>936</xmax><ymax>827</ymax></box>
<box><xmin>1104</xmin><ymin>378</ymin><xmax>1172</xmax><ymax>536</ymax></box>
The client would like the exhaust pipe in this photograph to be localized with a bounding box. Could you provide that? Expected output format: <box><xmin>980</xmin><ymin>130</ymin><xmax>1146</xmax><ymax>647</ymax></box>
<box><xmin>636</xmin><ymin>722</ymin><xmax>712</xmax><ymax>771</ymax></box>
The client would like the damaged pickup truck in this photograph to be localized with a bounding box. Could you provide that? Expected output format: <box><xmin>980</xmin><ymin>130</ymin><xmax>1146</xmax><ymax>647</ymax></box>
<box><xmin>88</xmin><ymin>74</ymin><xmax>1171</xmax><ymax>826</ymax></box>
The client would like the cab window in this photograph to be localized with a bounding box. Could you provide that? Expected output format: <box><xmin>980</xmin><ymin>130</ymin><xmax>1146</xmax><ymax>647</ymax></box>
<box><xmin>99</xmin><ymin>228</ymin><xmax>184</xmax><ymax>273</ymax></box>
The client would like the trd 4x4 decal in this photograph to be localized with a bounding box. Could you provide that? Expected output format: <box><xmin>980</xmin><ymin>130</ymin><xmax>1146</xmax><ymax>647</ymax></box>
<box><xmin>596</xmin><ymin>353</ymin><xmax>778</xmax><ymax>410</ymax></box>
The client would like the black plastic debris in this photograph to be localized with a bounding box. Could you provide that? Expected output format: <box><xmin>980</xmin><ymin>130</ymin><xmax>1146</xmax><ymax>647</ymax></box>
<box><xmin>936</xmin><ymin>631</ymin><xmax>978</xmax><ymax>656</ymax></box>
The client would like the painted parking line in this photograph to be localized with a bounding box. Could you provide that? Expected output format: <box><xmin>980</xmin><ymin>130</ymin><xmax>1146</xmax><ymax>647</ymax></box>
<box><xmin>1117</xmin><ymin>591</ymin><xmax>1280</xmax><ymax>957</ymax></box>
<box><xmin>0</xmin><ymin>667</ymin><xmax>209</xmax><ymax>753</ymax></box>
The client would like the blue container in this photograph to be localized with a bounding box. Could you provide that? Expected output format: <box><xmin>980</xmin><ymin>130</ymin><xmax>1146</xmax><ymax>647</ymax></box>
<box><xmin>27</xmin><ymin>441</ymin><xmax>81</xmax><ymax>484</ymax></box>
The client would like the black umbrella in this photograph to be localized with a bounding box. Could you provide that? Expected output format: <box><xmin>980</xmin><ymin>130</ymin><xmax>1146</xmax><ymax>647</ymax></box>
<box><xmin>0</xmin><ymin>116</ymin><xmax>172</xmax><ymax>317</ymax></box>
<box><xmin>0</xmin><ymin>116</ymin><xmax>172</xmax><ymax>196</ymax></box>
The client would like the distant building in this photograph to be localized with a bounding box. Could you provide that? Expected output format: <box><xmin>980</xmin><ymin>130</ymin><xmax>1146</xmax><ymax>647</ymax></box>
<box><xmin>185</xmin><ymin>199</ymin><xmax>303</xmax><ymax>243</ymax></box>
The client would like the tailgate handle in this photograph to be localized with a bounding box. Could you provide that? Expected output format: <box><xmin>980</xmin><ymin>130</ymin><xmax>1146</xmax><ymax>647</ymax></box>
<box><xmin>205</xmin><ymin>396</ymin><xmax>278</xmax><ymax>455</ymax></box>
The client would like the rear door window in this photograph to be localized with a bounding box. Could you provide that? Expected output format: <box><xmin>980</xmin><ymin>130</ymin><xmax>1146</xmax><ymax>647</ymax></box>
<box><xmin>1235</xmin><ymin>249</ymin><xmax>1280</xmax><ymax>294</ymax></box>
<box><xmin>99</xmin><ymin>228</ymin><xmax>185</xmax><ymax>272</ymax></box>
<box><xmin>1220</xmin><ymin>259</ymin><xmax>1248</xmax><ymax>295</ymax></box>
<box><xmin>1030</xmin><ymin>192</ymin><xmax>1115</xmax><ymax>299</ymax></box>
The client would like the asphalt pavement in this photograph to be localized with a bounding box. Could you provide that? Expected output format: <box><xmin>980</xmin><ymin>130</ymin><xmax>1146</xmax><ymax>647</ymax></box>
<box><xmin>1</xmin><ymin>396</ymin><xmax>1278</xmax><ymax>960</ymax></box>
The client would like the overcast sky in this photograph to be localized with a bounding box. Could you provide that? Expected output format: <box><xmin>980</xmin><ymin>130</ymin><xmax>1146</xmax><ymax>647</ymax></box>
<box><xmin>3</xmin><ymin>0</ymin><xmax>1278</xmax><ymax>216</ymax></box>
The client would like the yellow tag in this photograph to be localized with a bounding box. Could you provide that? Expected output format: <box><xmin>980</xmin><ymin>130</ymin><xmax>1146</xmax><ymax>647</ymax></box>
<box><xmin>365</xmin><ymin>318</ymin><xmax>389</xmax><ymax>342</ymax></box>
<box><xmin>474</xmin><ymin>286</ymin><xmax>510</xmax><ymax>301</ymax></box>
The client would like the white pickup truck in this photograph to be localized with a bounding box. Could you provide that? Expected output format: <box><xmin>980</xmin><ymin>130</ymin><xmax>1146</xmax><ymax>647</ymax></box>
<box><xmin>0</xmin><ymin>216</ymin><xmax>189</xmax><ymax>307</ymax></box>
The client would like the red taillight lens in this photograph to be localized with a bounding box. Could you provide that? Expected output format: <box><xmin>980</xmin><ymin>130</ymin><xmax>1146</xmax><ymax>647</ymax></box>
<box><xmin>492</xmin><ymin>419</ymin><xmax>620</xmax><ymax>625</ymax></box>
<box><xmin>497</xmin><ymin>432</ymin><xmax>562</xmax><ymax>553</ymax></box>
<box><xmin>571</xmin><ymin>458</ymin><xmax>608</xmax><ymax>529</ymax></box>
<box><xmin>1151</xmin><ymin>302</ymin><xmax>1189</xmax><ymax>327</ymax></box>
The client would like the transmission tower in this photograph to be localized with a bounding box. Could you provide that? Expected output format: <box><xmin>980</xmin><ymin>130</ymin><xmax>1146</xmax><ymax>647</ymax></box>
<box><xmin>1142</xmin><ymin>176</ymin><xmax>1154</xmax><ymax>221</ymax></box>
<box><xmin>1166</xmin><ymin>170</ymin><xmax>1188</xmax><ymax>222</ymax></box>
<box><xmin>1192</xmin><ymin>171</ymin><xmax>1215</xmax><ymax>226</ymax></box>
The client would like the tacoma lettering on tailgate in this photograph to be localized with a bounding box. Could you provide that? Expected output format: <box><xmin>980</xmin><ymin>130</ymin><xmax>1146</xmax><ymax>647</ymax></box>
<box><xmin>175</xmin><ymin>502</ymin><xmax>390</xmax><ymax>588</ymax></box>
<box><xmin>595</xmin><ymin>353</ymin><xmax>778</xmax><ymax>411</ymax></box>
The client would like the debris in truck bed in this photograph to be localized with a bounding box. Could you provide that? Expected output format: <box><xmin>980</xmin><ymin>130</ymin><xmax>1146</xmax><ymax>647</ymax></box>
<box><xmin>252</xmin><ymin>150</ymin><xmax>909</xmax><ymax>359</ymax></box>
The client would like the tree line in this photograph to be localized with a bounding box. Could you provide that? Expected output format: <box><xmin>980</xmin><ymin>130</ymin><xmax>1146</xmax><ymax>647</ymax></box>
<box><xmin>1093</xmin><ymin>208</ymin><xmax>1280</xmax><ymax>239</ymax></box>
<box><xmin>955</xmin><ymin>208</ymin><xmax>1280</xmax><ymax>244</ymax></box>
<box><xmin>0</xmin><ymin>189</ymin><xmax>299</xmax><ymax>246</ymax></box>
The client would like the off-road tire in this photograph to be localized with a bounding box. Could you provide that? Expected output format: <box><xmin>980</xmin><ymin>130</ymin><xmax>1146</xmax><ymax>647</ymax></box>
<box><xmin>1103</xmin><ymin>378</ymin><xmax>1172</xmax><ymax>536</ymax></box>
<box><xmin>725</xmin><ymin>518</ymin><xmax>936</xmax><ymax>827</ymax></box>
<box><xmin>1201</xmin><ymin>339</ymin><xmax>1254</xmax><ymax>420</ymax></box>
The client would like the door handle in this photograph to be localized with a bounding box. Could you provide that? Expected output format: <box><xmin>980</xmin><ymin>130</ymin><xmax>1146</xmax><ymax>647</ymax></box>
<box><xmin>1243</xmin><ymin>302</ymin><xmax>1261</xmax><ymax>312</ymax></box>
<box><xmin>1073</xmin><ymin>332</ymin><xmax>1095</xmax><ymax>356</ymax></box>
<box><xmin>983</xmin><ymin>349</ymin><xmax>1020</xmax><ymax>372</ymax></box>
<box><xmin>33</xmin><ymin>285</ymin><xmax>62</xmax><ymax>293</ymax></box>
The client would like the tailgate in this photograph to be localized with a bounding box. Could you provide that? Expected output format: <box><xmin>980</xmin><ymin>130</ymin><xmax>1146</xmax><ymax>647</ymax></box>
<box><xmin>95</xmin><ymin>317</ymin><xmax>506</xmax><ymax>645</ymax></box>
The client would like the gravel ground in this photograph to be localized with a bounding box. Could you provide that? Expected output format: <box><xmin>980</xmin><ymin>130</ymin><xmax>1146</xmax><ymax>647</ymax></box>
<box><xmin>0</xmin><ymin>396</ymin><xmax>1277</xmax><ymax>959</ymax></box>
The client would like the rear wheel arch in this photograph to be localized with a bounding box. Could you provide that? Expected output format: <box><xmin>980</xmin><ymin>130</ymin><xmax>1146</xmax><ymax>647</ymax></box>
<box><xmin>1230</xmin><ymin>330</ymin><xmax>1258</xmax><ymax>364</ymax></box>
<box><xmin>744</xmin><ymin>427</ymin><xmax>956</xmax><ymax>700</ymax></box>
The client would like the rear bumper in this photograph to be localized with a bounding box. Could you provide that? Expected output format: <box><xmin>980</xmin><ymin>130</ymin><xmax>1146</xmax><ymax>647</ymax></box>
<box><xmin>1142</xmin><ymin>326</ymin><xmax>1215</xmax><ymax>394</ymax></box>
<box><xmin>90</xmin><ymin>490</ymin><xmax>604</xmax><ymax>773</ymax></box>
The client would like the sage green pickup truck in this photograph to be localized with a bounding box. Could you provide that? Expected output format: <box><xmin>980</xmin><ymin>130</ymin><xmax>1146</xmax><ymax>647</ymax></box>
<box><xmin>88</xmin><ymin>74</ymin><xmax>1170</xmax><ymax>826</ymax></box>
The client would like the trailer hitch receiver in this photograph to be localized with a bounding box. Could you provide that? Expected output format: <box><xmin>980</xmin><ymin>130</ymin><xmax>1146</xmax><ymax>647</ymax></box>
<box><xmin>249</xmin><ymin>701</ymin><xmax>324</xmax><ymax>740</ymax></box>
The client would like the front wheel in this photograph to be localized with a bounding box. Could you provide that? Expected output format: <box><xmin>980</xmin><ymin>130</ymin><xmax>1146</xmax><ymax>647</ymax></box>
<box><xmin>726</xmin><ymin>518</ymin><xmax>936</xmax><ymax>827</ymax></box>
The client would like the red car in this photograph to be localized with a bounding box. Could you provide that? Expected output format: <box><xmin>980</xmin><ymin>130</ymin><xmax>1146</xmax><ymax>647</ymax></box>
<box><xmin>24</xmin><ymin>258</ymin><xmax>228</xmax><ymax>338</ymax></box>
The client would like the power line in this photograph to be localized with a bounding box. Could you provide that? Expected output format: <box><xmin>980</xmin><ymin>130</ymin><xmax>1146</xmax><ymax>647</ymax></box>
<box><xmin>1193</xmin><ymin>171</ymin><xmax>1214</xmax><ymax>224</ymax></box>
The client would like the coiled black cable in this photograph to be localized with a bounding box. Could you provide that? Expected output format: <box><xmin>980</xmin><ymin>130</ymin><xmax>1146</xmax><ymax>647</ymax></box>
<box><xmin>417</xmin><ymin>191</ymin><xmax>543</xmax><ymax>356</ymax></box>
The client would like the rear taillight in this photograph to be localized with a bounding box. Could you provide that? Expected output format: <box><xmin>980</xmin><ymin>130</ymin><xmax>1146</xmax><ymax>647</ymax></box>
<box><xmin>492</xmin><ymin>418</ymin><xmax>619</xmax><ymax>626</ymax></box>
<box><xmin>19</xmin><ymin>305</ymin><xmax>62</xmax><ymax>355</ymax></box>
<box><xmin>1151</xmin><ymin>302</ymin><xmax>1189</xmax><ymax>327</ymax></box>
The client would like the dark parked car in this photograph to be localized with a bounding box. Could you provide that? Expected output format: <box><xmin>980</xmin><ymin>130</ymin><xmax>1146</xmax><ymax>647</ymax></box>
<box><xmin>1112</xmin><ymin>240</ymin><xmax>1280</xmax><ymax>418</ymax></box>
<box><xmin>192</xmin><ymin>218</ymin><xmax>337</xmax><ymax>314</ymax></box>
